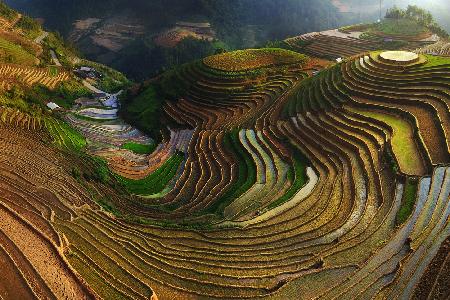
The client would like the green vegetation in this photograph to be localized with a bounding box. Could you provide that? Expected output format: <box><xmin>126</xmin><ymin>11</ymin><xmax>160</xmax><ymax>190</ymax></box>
<box><xmin>382</xmin><ymin>5</ymin><xmax>448</xmax><ymax>38</ymax></box>
<box><xmin>29</xmin><ymin>82</ymin><xmax>91</xmax><ymax>109</ymax></box>
<box><xmin>420</xmin><ymin>55</ymin><xmax>450</xmax><ymax>68</ymax></box>
<box><xmin>383</xmin><ymin>145</ymin><xmax>399</xmax><ymax>174</ymax></box>
<box><xmin>396</xmin><ymin>178</ymin><xmax>419</xmax><ymax>225</ymax></box>
<box><xmin>13</xmin><ymin>0</ymin><xmax>339</xmax><ymax>79</ymax></box>
<box><xmin>48</xmin><ymin>66</ymin><xmax>58</xmax><ymax>76</ymax></box>
<box><xmin>375</xmin><ymin>18</ymin><xmax>426</xmax><ymax>36</ymax></box>
<box><xmin>87</xmin><ymin>157</ymin><xmax>111</xmax><ymax>184</ymax></box>
<box><xmin>42</xmin><ymin>32</ymin><xmax>79</xmax><ymax>67</ymax></box>
<box><xmin>73</xmin><ymin>156</ymin><xmax>112</xmax><ymax>185</ymax></box>
<box><xmin>116</xmin><ymin>152</ymin><xmax>184</xmax><ymax>195</ymax></box>
<box><xmin>0</xmin><ymin>82</ymin><xmax>84</xmax><ymax>114</ymax></box>
<box><xmin>0</xmin><ymin>37</ymin><xmax>36</xmax><ymax>65</ymax></box>
<box><xmin>204</xmin><ymin>130</ymin><xmax>257</xmax><ymax>216</ymax></box>
<box><xmin>267</xmin><ymin>148</ymin><xmax>308</xmax><ymax>209</ymax></box>
<box><xmin>342</xmin><ymin>6</ymin><xmax>448</xmax><ymax>46</ymax></box>
<box><xmin>0</xmin><ymin>87</ymin><xmax>41</xmax><ymax>113</ymax></box>
<box><xmin>349</xmin><ymin>108</ymin><xmax>425</xmax><ymax>175</ymax></box>
<box><xmin>0</xmin><ymin>1</ymin><xmax>17</xmax><ymax>20</ymax></box>
<box><xmin>15</xmin><ymin>15</ymin><xmax>41</xmax><ymax>38</ymax></box>
<box><xmin>120</xmin><ymin>84</ymin><xmax>165</xmax><ymax>138</ymax></box>
<box><xmin>121</xmin><ymin>142</ymin><xmax>157</xmax><ymax>155</ymax></box>
<box><xmin>204</xmin><ymin>48</ymin><xmax>308</xmax><ymax>71</ymax></box>
<box><xmin>158</xmin><ymin>64</ymin><xmax>194</xmax><ymax>99</ymax></box>
<box><xmin>44</xmin><ymin>118</ymin><xmax>87</xmax><ymax>151</ymax></box>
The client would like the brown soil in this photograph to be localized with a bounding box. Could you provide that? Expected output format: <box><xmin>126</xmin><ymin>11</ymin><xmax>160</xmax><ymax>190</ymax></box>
<box><xmin>412</xmin><ymin>236</ymin><xmax>450</xmax><ymax>300</ymax></box>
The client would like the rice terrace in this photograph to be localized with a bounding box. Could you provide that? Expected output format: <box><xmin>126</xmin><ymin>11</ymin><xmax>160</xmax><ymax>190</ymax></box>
<box><xmin>0</xmin><ymin>1</ymin><xmax>449</xmax><ymax>300</ymax></box>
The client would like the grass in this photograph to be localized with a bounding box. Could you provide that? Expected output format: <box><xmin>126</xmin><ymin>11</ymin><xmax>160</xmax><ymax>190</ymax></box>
<box><xmin>48</xmin><ymin>66</ymin><xmax>58</xmax><ymax>77</ymax></box>
<box><xmin>267</xmin><ymin>148</ymin><xmax>308</xmax><ymax>209</ymax></box>
<box><xmin>0</xmin><ymin>37</ymin><xmax>36</xmax><ymax>65</ymax></box>
<box><xmin>44</xmin><ymin>117</ymin><xmax>87</xmax><ymax>152</ymax></box>
<box><xmin>14</xmin><ymin>15</ymin><xmax>42</xmax><ymax>39</ymax></box>
<box><xmin>420</xmin><ymin>54</ymin><xmax>450</xmax><ymax>68</ymax></box>
<box><xmin>396</xmin><ymin>178</ymin><xmax>419</xmax><ymax>225</ymax></box>
<box><xmin>203</xmin><ymin>129</ymin><xmax>257</xmax><ymax>216</ymax></box>
<box><xmin>203</xmin><ymin>48</ymin><xmax>308</xmax><ymax>72</ymax></box>
<box><xmin>348</xmin><ymin>108</ymin><xmax>425</xmax><ymax>175</ymax></box>
<box><xmin>375</xmin><ymin>18</ymin><xmax>426</xmax><ymax>36</ymax></box>
<box><xmin>121</xmin><ymin>142</ymin><xmax>156</xmax><ymax>155</ymax></box>
<box><xmin>115</xmin><ymin>152</ymin><xmax>184</xmax><ymax>195</ymax></box>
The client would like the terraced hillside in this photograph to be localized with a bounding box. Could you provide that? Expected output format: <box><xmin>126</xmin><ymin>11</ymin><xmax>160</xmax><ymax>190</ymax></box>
<box><xmin>0</xmin><ymin>2</ymin><xmax>449</xmax><ymax>298</ymax></box>
<box><xmin>286</xmin><ymin>12</ymin><xmax>443</xmax><ymax>61</ymax></box>
<box><xmin>1</xmin><ymin>44</ymin><xmax>449</xmax><ymax>299</ymax></box>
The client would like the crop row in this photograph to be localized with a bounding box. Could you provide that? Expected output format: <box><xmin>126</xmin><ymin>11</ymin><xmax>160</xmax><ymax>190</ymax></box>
<box><xmin>0</xmin><ymin>64</ymin><xmax>69</xmax><ymax>89</ymax></box>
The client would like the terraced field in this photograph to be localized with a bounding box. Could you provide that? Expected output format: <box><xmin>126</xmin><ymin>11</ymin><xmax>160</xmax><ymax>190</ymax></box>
<box><xmin>0</xmin><ymin>64</ymin><xmax>70</xmax><ymax>90</ymax></box>
<box><xmin>0</xmin><ymin>38</ymin><xmax>449</xmax><ymax>300</ymax></box>
<box><xmin>286</xmin><ymin>17</ymin><xmax>438</xmax><ymax>61</ymax></box>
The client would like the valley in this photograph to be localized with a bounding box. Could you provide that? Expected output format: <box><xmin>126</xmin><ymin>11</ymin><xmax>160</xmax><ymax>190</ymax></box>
<box><xmin>0</xmin><ymin>1</ymin><xmax>449</xmax><ymax>300</ymax></box>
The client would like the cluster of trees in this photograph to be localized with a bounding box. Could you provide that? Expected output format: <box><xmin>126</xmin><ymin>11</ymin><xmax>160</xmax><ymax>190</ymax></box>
<box><xmin>385</xmin><ymin>5</ymin><xmax>449</xmax><ymax>38</ymax></box>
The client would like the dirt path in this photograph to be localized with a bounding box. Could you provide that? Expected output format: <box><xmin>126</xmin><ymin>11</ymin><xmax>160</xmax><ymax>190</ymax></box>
<box><xmin>50</xmin><ymin>50</ymin><xmax>62</xmax><ymax>66</ymax></box>
<box><xmin>34</xmin><ymin>31</ymin><xmax>48</xmax><ymax>45</ymax></box>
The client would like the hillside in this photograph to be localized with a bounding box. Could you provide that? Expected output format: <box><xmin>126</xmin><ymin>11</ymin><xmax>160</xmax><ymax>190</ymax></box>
<box><xmin>0</xmin><ymin>1</ymin><xmax>449</xmax><ymax>300</ymax></box>
<box><xmin>334</xmin><ymin>0</ymin><xmax>450</xmax><ymax>33</ymax></box>
<box><xmin>5</xmin><ymin>0</ymin><xmax>341</xmax><ymax>79</ymax></box>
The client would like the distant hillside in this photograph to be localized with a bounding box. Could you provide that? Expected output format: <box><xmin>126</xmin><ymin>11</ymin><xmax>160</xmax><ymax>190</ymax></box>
<box><xmin>0</xmin><ymin>1</ymin><xmax>129</xmax><ymax>114</ymax></box>
<box><xmin>6</xmin><ymin>0</ymin><xmax>342</xmax><ymax>79</ymax></box>
<box><xmin>335</xmin><ymin>0</ymin><xmax>450</xmax><ymax>32</ymax></box>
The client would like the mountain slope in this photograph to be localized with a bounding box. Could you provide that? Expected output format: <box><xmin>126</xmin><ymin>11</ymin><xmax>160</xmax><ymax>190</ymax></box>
<box><xmin>5</xmin><ymin>0</ymin><xmax>341</xmax><ymax>79</ymax></box>
<box><xmin>0</xmin><ymin>2</ymin><xmax>449</xmax><ymax>300</ymax></box>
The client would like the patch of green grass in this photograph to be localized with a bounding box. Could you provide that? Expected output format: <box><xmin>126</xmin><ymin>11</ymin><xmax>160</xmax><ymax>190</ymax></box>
<box><xmin>115</xmin><ymin>152</ymin><xmax>184</xmax><ymax>195</ymax></box>
<box><xmin>28</xmin><ymin>82</ymin><xmax>90</xmax><ymax>109</ymax></box>
<box><xmin>121</xmin><ymin>142</ymin><xmax>156</xmax><ymax>155</ymax></box>
<box><xmin>420</xmin><ymin>54</ymin><xmax>450</xmax><ymax>68</ymax></box>
<box><xmin>396</xmin><ymin>178</ymin><xmax>419</xmax><ymax>225</ymax></box>
<box><xmin>349</xmin><ymin>108</ymin><xmax>424</xmax><ymax>175</ymax></box>
<box><xmin>15</xmin><ymin>15</ymin><xmax>41</xmax><ymax>39</ymax></box>
<box><xmin>0</xmin><ymin>37</ymin><xmax>36</xmax><ymax>65</ymax></box>
<box><xmin>96</xmin><ymin>195</ymin><xmax>121</xmax><ymax>216</ymax></box>
<box><xmin>44</xmin><ymin>117</ymin><xmax>87</xmax><ymax>152</ymax></box>
<box><xmin>267</xmin><ymin>148</ymin><xmax>308</xmax><ymax>209</ymax></box>
<box><xmin>48</xmin><ymin>66</ymin><xmax>58</xmax><ymax>77</ymax></box>
<box><xmin>376</xmin><ymin>18</ymin><xmax>426</xmax><ymax>36</ymax></box>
